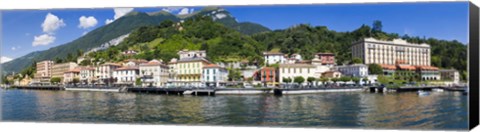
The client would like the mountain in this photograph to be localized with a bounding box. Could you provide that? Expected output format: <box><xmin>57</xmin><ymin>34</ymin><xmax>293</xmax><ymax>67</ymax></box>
<box><xmin>181</xmin><ymin>7</ymin><xmax>271</xmax><ymax>35</ymax></box>
<box><xmin>88</xmin><ymin>15</ymin><xmax>266</xmax><ymax>66</ymax></box>
<box><xmin>2</xmin><ymin>7</ymin><xmax>271</xmax><ymax>74</ymax></box>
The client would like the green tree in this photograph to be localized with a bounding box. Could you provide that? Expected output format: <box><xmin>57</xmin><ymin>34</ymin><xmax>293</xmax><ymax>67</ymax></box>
<box><xmin>50</xmin><ymin>77</ymin><xmax>62</xmax><ymax>85</ymax></box>
<box><xmin>246</xmin><ymin>77</ymin><xmax>253</xmax><ymax>85</ymax></box>
<box><xmin>368</xmin><ymin>64</ymin><xmax>383</xmax><ymax>75</ymax></box>
<box><xmin>79</xmin><ymin>59</ymin><xmax>92</xmax><ymax>66</ymax></box>
<box><xmin>378</xmin><ymin>75</ymin><xmax>392</xmax><ymax>85</ymax></box>
<box><xmin>135</xmin><ymin>78</ymin><xmax>142</xmax><ymax>86</ymax></box>
<box><xmin>72</xmin><ymin>78</ymin><xmax>80</xmax><ymax>86</ymax></box>
<box><xmin>283</xmin><ymin>77</ymin><xmax>292</xmax><ymax>84</ymax></box>
<box><xmin>319</xmin><ymin>77</ymin><xmax>329</xmax><ymax>85</ymax></box>
<box><xmin>307</xmin><ymin>77</ymin><xmax>316</xmax><ymax>86</ymax></box>
<box><xmin>331</xmin><ymin>78</ymin><xmax>339</xmax><ymax>84</ymax></box>
<box><xmin>372</xmin><ymin>20</ymin><xmax>383</xmax><ymax>33</ymax></box>
<box><xmin>352</xmin><ymin>77</ymin><xmax>360</xmax><ymax>85</ymax></box>
<box><xmin>351</xmin><ymin>57</ymin><xmax>363</xmax><ymax>64</ymax></box>
<box><xmin>228</xmin><ymin>68</ymin><xmax>242</xmax><ymax>81</ymax></box>
<box><xmin>293</xmin><ymin>76</ymin><xmax>305</xmax><ymax>85</ymax></box>
<box><xmin>340</xmin><ymin>76</ymin><xmax>351</xmax><ymax>83</ymax></box>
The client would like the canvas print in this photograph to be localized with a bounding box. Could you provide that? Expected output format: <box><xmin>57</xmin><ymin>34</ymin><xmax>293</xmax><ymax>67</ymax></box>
<box><xmin>0</xmin><ymin>2</ymin><xmax>471</xmax><ymax>130</ymax></box>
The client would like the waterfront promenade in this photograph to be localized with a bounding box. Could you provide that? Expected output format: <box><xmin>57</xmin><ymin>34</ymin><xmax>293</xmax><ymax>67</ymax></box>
<box><xmin>4</xmin><ymin>84</ymin><xmax>468</xmax><ymax>96</ymax></box>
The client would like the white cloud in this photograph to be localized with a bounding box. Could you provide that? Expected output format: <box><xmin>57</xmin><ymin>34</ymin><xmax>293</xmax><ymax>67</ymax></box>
<box><xmin>11</xmin><ymin>46</ymin><xmax>20</xmax><ymax>51</ymax></box>
<box><xmin>32</xmin><ymin>34</ymin><xmax>56</xmax><ymax>46</ymax></box>
<box><xmin>177</xmin><ymin>8</ymin><xmax>190</xmax><ymax>15</ymax></box>
<box><xmin>41</xmin><ymin>13</ymin><xmax>66</xmax><ymax>34</ymax></box>
<box><xmin>105</xmin><ymin>19</ymin><xmax>114</xmax><ymax>25</ymax></box>
<box><xmin>114</xmin><ymin>8</ymin><xmax>134</xmax><ymax>19</ymax></box>
<box><xmin>78</xmin><ymin>16</ymin><xmax>98</xmax><ymax>29</ymax></box>
<box><xmin>1</xmin><ymin>56</ymin><xmax>13</xmax><ymax>64</ymax></box>
<box><xmin>105</xmin><ymin>8</ymin><xmax>134</xmax><ymax>25</ymax></box>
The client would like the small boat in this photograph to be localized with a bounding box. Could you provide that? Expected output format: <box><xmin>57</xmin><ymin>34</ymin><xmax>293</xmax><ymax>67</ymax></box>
<box><xmin>418</xmin><ymin>90</ymin><xmax>430</xmax><ymax>96</ymax></box>
<box><xmin>432</xmin><ymin>88</ymin><xmax>444</xmax><ymax>92</ymax></box>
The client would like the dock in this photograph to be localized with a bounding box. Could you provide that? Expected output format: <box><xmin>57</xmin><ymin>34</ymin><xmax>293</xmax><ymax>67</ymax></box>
<box><xmin>274</xmin><ymin>87</ymin><xmax>364</xmax><ymax>95</ymax></box>
<box><xmin>126</xmin><ymin>87</ymin><xmax>189</xmax><ymax>95</ymax></box>
<box><xmin>12</xmin><ymin>85</ymin><xmax>64</xmax><ymax>90</ymax></box>
<box><xmin>64</xmin><ymin>87</ymin><xmax>120</xmax><ymax>92</ymax></box>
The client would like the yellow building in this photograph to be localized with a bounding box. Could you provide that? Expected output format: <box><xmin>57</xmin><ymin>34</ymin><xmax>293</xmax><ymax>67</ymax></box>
<box><xmin>34</xmin><ymin>60</ymin><xmax>54</xmax><ymax>83</ymax></box>
<box><xmin>174</xmin><ymin>57</ymin><xmax>210</xmax><ymax>87</ymax></box>
<box><xmin>51</xmin><ymin>62</ymin><xmax>78</xmax><ymax>80</ymax></box>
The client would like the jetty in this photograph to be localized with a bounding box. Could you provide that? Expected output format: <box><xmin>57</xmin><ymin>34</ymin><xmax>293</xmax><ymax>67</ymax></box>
<box><xmin>11</xmin><ymin>85</ymin><xmax>64</xmax><ymax>90</ymax></box>
<box><xmin>6</xmin><ymin>84</ymin><xmax>467</xmax><ymax>96</ymax></box>
<box><xmin>64</xmin><ymin>86</ymin><xmax>121</xmax><ymax>92</ymax></box>
<box><xmin>273</xmin><ymin>87</ymin><xmax>364</xmax><ymax>95</ymax></box>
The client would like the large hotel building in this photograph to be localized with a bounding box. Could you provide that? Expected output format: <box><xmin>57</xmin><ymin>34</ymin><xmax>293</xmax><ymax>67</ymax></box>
<box><xmin>351</xmin><ymin>38</ymin><xmax>431</xmax><ymax>66</ymax></box>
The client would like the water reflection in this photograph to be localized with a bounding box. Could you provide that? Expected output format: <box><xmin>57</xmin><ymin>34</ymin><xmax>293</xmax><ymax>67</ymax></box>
<box><xmin>1</xmin><ymin>89</ymin><xmax>468</xmax><ymax>130</ymax></box>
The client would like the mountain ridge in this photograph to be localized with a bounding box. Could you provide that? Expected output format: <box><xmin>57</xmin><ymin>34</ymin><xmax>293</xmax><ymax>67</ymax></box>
<box><xmin>1</xmin><ymin>7</ymin><xmax>271</xmax><ymax>74</ymax></box>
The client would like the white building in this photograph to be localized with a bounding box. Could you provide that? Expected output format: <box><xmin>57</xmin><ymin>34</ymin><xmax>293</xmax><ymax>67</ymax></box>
<box><xmin>113</xmin><ymin>66</ymin><xmax>139</xmax><ymax>86</ymax></box>
<box><xmin>139</xmin><ymin>60</ymin><xmax>169</xmax><ymax>87</ymax></box>
<box><xmin>202</xmin><ymin>64</ymin><xmax>229</xmax><ymax>87</ymax></box>
<box><xmin>167</xmin><ymin>58</ymin><xmax>178</xmax><ymax>87</ymax></box>
<box><xmin>63</xmin><ymin>68</ymin><xmax>81</xmax><ymax>84</ymax></box>
<box><xmin>439</xmin><ymin>69</ymin><xmax>460</xmax><ymax>84</ymax></box>
<box><xmin>178</xmin><ymin>49</ymin><xmax>206</xmax><ymax>59</ymax></box>
<box><xmin>352</xmin><ymin>37</ymin><xmax>431</xmax><ymax>66</ymax></box>
<box><xmin>96</xmin><ymin>63</ymin><xmax>122</xmax><ymax>85</ymax></box>
<box><xmin>336</xmin><ymin>64</ymin><xmax>369</xmax><ymax>77</ymax></box>
<box><xmin>291</xmin><ymin>53</ymin><xmax>302</xmax><ymax>61</ymax></box>
<box><xmin>79</xmin><ymin>67</ymin><xmax>96</xmax><ymax>84</ymax></box>
<box><xmin>278</xmin><ymin>64</ymin><xmax>316</xmax><ymax>85</ymax></box>
<box><xmin>263</xmin><ymin>51</ymin><xmax>285</xmax><ymax>65</ymax></box>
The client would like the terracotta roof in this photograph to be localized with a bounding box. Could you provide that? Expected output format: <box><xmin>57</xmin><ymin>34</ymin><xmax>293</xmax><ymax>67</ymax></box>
<box><xmin>398</xmin><ymin>65</ymin><xmax>416</xmax><ymax>70</ymax></box>
<box><xmin>65</xmin><ymin>69</ymin><xmax>80</xmax><ymax>73</ymax></box>
<box><xmin>114</xmin><ymin>66</ymin><xmax>139</xmax><ymax>71</ymax></box>
<box><xmin>416</xmin><ymin>66</ymin><xmax>439</xmax><ymax>70</ymax></box>
<box><xmin>203</xmin><ymin>64</ymin><xmax>221</xmax><ymax>68</ymax></box>
<box><xmin>380</xmin><ymin>64</ymin><xmax>397</xmax><ymax>70</ymax></box>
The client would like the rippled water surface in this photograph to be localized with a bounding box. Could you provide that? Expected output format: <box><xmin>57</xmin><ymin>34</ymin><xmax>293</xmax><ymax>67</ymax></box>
<box><xmin>0</xmin><ymin>89</ymin><xmax>468</xmax><ymax>130</ymax></box>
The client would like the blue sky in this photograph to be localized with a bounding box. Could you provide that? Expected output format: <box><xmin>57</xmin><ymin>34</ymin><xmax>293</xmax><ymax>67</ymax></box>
<box><xmin>1</xmin><ymin>2</ymin><xmax>469</xmax><ymax>62</ymax></box>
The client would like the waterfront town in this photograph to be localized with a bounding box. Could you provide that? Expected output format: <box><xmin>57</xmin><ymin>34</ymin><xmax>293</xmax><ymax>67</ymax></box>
<box><xmin>5</xmin><ymin>37</ymin><xmax>461</xmax><ymax>88</ymax></box>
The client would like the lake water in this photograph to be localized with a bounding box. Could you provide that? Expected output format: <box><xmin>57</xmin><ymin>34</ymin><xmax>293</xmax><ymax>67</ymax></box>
<box><xmin>0</xmin><ymin>88</ymin><xmax>468</xmax><ymax>130</ymax></box>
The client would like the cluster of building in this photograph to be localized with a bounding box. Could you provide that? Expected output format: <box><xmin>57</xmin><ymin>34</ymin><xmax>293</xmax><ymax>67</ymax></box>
<box><xmin>21</xmin><ymin>37</ymin><xmax>460</xmax><ymax>87</ymax></box>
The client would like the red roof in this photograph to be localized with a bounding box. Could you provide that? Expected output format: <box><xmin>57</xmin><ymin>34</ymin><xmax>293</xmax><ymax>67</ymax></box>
<box><xmin>380</xmin><ymin>64</ymin><xmax>397</xmax><ymax>70</ymax></box>
<box><xmin>65</xmin><ymin>69</ymin><xmax>80</xmax><ymax>73</ymax></box>
<box><xmin>398</xmin><ymin>65</ymin><xmax>416</xmax><ymax>70</ymax></box>
<box><xmin>416</xmin><ymin>66</ymin><xmax>439</xmax><ymax>70</ymax></box>
<box><xmin>203</xmin><ymin>64</ymin><xmax>221</xmax><ymax>68</ymax></box>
